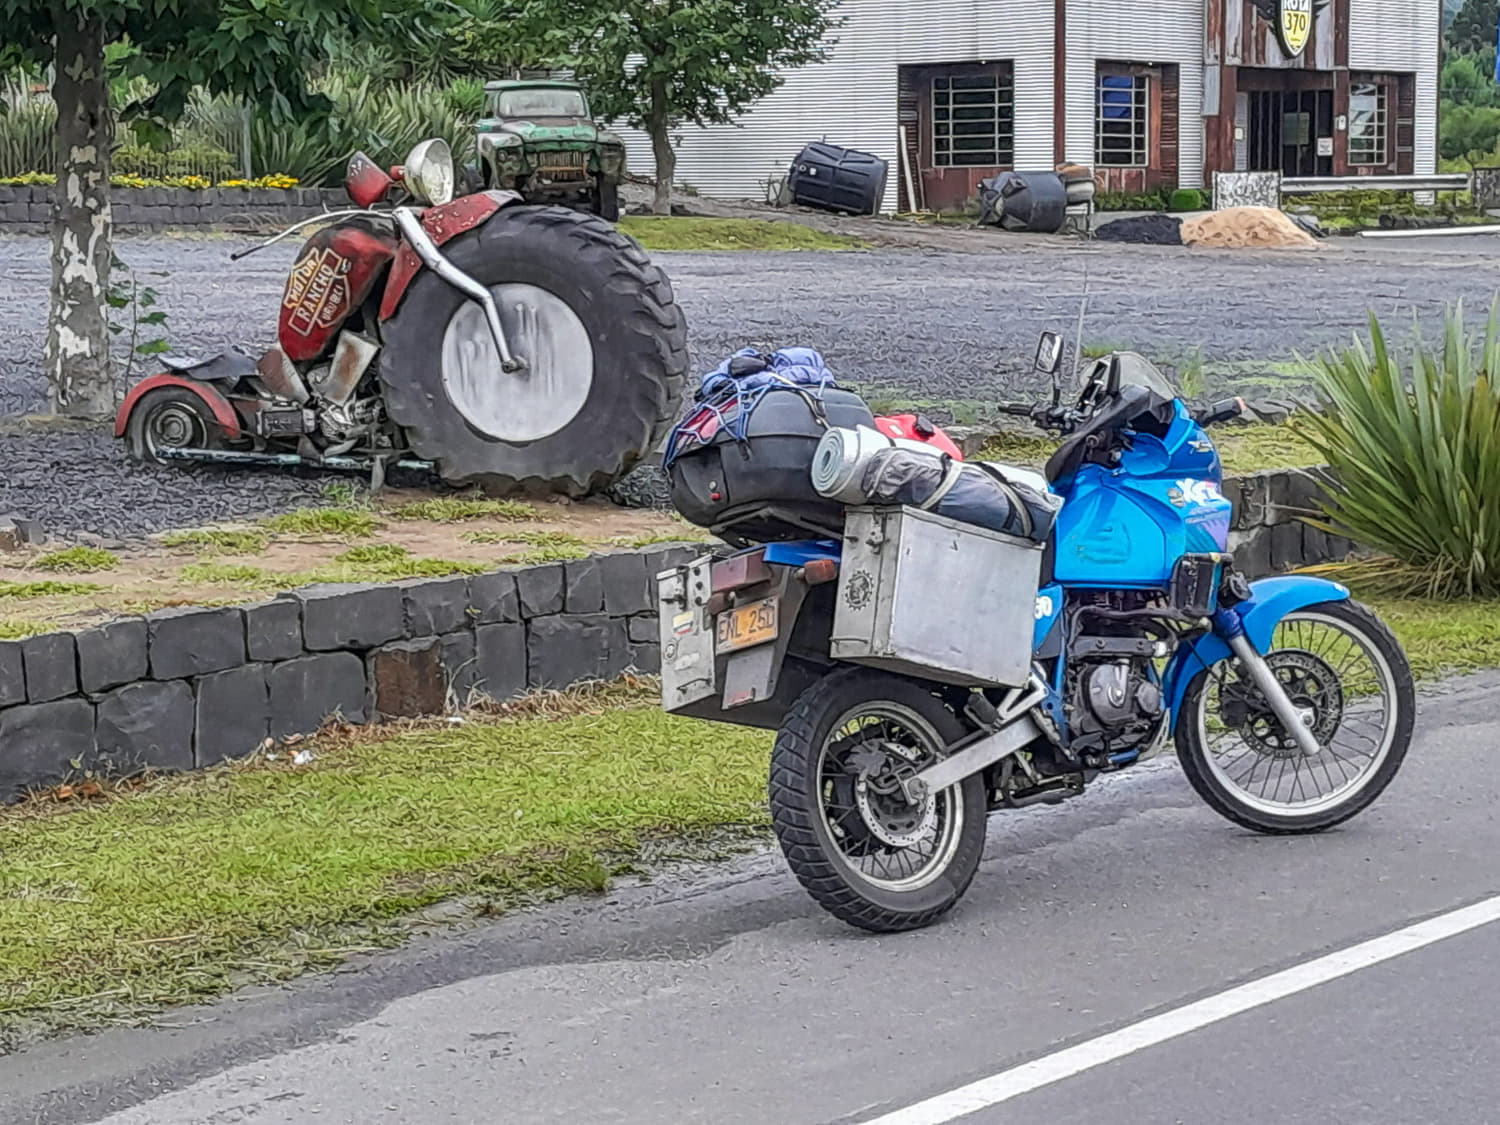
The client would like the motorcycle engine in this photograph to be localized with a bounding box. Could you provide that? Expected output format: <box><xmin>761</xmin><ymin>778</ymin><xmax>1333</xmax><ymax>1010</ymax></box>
<box><xmin>1068</xmin><ymin>658</ymin><xmax>1164</xmax><ymax>760</ymax></box>
<box><xmin>317</xmin><ymin>397</ymin><xmax>383</xmax><ymax>446</ymax></box>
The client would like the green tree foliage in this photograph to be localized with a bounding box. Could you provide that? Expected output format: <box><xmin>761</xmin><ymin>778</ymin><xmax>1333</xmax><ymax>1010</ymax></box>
<box><xmin>0</xmin><ymin>0</ymin><xmax>422</xmax><ymax>418</ymax></box>
<box><xmin>1447</xmin><ymin>0</ymin><xmax>1498</xmax><ymax>54</ymax></box>
<box><xmin>519</xmin><ymin>0</ymin><xmax>843</xmax><ymax>213</ymax></box>
<box><xmin>1439</xmin><ymin>104</ymin><xmax>1500</xmax><ymax>166</ymax></box>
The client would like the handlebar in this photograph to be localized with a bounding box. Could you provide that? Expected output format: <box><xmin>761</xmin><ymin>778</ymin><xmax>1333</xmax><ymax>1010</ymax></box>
<box><xmin>1192</xmin><ymin>397</ymin><xmax>1247</xmax><ymax>428</ymax></box>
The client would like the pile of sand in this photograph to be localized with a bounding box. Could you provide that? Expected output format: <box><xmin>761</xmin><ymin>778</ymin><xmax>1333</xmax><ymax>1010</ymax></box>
<box><xmin>1179</xmin><ymin>206</ymin><xmax>1319</xmax><ymax>250</ymax></box>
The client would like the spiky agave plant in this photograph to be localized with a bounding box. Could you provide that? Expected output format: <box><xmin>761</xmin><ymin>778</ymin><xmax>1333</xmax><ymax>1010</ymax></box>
<box><xmin>1298</xmin><ymin>300</ymin><xmax>1500</xmax><ymax>598</ymax></box>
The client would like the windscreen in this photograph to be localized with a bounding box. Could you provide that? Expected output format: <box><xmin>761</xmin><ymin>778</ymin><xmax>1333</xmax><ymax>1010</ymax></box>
<box><xmin>494</xmin><ymin>88</ymin><xmax>589</xmax><ymax>118</ymax></box>
<box><xmin>1110</xmin><ymin>352</ymin><xmax>1177</xmax><ymax>401</ymax></box>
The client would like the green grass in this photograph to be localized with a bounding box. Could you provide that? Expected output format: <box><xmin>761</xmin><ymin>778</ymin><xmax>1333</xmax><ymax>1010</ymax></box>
<box><xmin>976</xmin><ymin>422</ymin><xmax>1322</xmax><ymax>476</ymax></box>
<box><xmin>261</xmin><ymin>506</ymin><xmax>381</xmax><ymax>539</ymax></box>
<box><xmin>159</xmin><ymin>528</ymin><xmax>271</xmax><ymax>555</ymax></box>
<box><xmin>464</xmin><ymin>529</ymin><xmax>590</xmax><ymax>550</ymax></box>
<box><xmin>178</xmin><ymin>562</ymin><xmax>284</xmax><ymax>590</ymax></box>
<box><xmin>0</xmin><ymin>580</ymin><xmax>104</xmax><ymax>600</ymax></box>
<box><xmin>391</xmin><ymin>496</ymin><xmax>537</xmax><ymax>523</ymax></box>
<box><xmin>333</xmin><ymin>543</ymin><xmax>412</xmax><ymax>565</ymax></box>
<box><xmin>1367</xmin><ymin>594</ymin><xmax>1500</xmax><ymax>680</ymax></box>
<box><xmin>0</xmin><ymin>686</ymin><xmax>770</xmax><ymax>1031</ymax></box>
<box><xmin>609</xmin><ymin>530</ymin><xmax>711</xmax><ymax>549</ymax></box>
<box><xmin>510</xmin><ymin>545</ymin><xmax>591</xmax><ymax>565</ymax></box>
<box><xmin>617</xmin><ymin>216</ymin><xmax>867</xmax><ymax>252</ymax></box>
<box><xmin>0</xmin><ymin>620</ymin><xmax>48</xmax><ymax>639</ymax></box>
<box><xmin>30</xmin><ymin>546</ymin><xmax>118</xmax><ymax>574</ymax></box>
<box><xmin>182</xmin><ymin>551</ymin><xmax>490</xmax><ymax>592</ymax></box>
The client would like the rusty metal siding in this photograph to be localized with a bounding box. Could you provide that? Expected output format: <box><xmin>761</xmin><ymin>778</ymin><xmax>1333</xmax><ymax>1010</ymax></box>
<box><xmin>1064</xmin><ymin>0</ymin><xmax>1205</xmax><ymax>188</ymax></box>
<box><xmin>1347</xmin><ymin>0</ymin><xmax>1439</xmax><ymax>173</ymax></box>
<box><xmin>606</xmin><ymin>0</ymin><xmax>1056</xmax><ymax>213</ymax></box>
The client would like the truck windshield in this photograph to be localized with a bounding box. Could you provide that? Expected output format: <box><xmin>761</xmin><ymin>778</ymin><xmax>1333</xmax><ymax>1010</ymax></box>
<box><xmin>493</xmin><ymin>89</ymin><xmax>589</xmax><ymax>118</ymax></box>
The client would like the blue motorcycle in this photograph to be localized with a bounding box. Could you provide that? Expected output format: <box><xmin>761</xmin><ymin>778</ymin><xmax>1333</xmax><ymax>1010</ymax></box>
<box><xmin>657</xmin><ymin>334</ymin><xmax>1416</xmax><ymax>932</ymax></box>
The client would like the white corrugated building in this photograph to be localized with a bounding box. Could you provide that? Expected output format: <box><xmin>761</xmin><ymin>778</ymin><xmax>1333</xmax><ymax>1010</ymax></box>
<box><xmin>609</xmin><ymin>0</ymin><xmax>1439</xmax><ymax>213</ymax></box>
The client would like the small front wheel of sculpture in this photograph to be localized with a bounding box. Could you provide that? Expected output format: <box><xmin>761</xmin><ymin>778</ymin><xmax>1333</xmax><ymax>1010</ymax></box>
<box><xmin>125</xmin><ymin>388</ymin><xmax>226</xmax><ymax>465</ymax></box>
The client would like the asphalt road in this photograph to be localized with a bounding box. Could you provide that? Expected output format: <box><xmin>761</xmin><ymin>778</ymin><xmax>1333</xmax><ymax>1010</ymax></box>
<box><xmin>3</xmin><ymin>669</ymin><xmax>1499</xmax><ymax>1125</ymax></box>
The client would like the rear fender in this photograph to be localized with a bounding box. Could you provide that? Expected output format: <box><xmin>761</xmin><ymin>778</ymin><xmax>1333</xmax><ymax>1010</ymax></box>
<box><xmin>660</xmin><ymin>542</ymin><xmax>840</xmax><ymax>730</ymax></box>
<box><xmin>377</xmin><ymin>189</ymin><xmax>525</xmax><ymax>322</ymax></box>
<box><xmin>114</xmin><ymin>373</ymin><xmax>243</xmax><ymax>441</ymax></box>
<box><xmin>1162</xmin><ymin>574</ymin><xmax>1352</xmax><ymax>726</ymax></box>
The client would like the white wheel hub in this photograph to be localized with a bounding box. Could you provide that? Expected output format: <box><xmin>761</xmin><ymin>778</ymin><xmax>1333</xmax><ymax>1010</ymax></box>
<box><xmin>439</xmin><ymin>282</ymin><xmax>594</xmax><ymax>442</ymax></box>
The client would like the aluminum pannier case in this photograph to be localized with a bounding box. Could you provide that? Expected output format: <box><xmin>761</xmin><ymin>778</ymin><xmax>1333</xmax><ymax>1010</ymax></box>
<box><xmin>830</xmin><ymin>505</ymin><xmax>1042</xmax><ymax>688</ymax></box>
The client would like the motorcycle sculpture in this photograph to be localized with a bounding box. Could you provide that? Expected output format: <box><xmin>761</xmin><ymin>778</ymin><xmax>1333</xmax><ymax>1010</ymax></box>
<box><xmin>115</xmin><ymin>139</ymin><xmax>688</xmax><ymax>495</ymax></box>
<box><xmin>657</xmin><ymin>335</ymin><xmax>1415</xmax><ymax>932</ymax></box>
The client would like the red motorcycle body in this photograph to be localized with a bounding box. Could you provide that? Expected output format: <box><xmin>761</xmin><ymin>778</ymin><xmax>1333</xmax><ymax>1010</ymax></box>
<box><xmin>115</xmin><ymin>176</ymin><xmax>519</xmax><ymax>442</ymax></box>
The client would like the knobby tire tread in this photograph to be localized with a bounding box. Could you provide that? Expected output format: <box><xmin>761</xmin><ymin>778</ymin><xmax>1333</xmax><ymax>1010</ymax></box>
<box><xmin>381</xmin><ymin>206</ymin><xmax>688</xmax><ymax>496</ymax></box>
<box><xmin>768</xmin><ymin>669</ymin><xmax>987</xmax><ymax>933</ymax></box>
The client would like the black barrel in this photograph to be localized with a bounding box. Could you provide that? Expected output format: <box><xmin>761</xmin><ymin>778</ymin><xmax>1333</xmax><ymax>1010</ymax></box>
<box><xmin>785</xmin><ymin>142</ymin><xmax>889</xmax><ymax>216</ymax></box>
<box><xmin>977</xmin><ymin>171</ymin><xmax>1069</xmax><ymax>234</ymax></box>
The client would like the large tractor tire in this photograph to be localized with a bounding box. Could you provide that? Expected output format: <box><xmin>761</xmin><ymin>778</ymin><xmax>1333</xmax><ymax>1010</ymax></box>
<box><xmin>379</xmin><ymin>204</ymin><xmax>688</xmax><ymax>495</ymax></box>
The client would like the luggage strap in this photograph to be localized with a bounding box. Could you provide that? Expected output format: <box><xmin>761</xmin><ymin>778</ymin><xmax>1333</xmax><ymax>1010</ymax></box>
<box><xmin>970</xmin><ymin>461</ymin><xmax>1035</xmax><ymax>540</ymax></box>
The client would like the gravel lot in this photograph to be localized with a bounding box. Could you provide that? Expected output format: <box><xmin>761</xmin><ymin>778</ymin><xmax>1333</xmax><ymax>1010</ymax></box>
<box><xmin>5</xmin><ymin>229</ymin><xmax>1500</xmax><ymax>538</ymax></box>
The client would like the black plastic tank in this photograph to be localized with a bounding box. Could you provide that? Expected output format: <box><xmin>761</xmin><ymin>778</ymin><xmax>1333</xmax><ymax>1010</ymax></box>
<box><xmin>976</xmin><ymin>171</ymin><xmax>1068</xmax><ymax>233</ymax></box>
<box><xmin>785</xmin><ymin>142</ymin><xmax>889</xmax><ymax>216</ymax></box>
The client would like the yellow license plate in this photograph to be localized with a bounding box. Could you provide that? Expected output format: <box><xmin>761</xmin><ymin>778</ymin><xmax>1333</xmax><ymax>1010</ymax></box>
<box><xmin>716</xmin><ymin>597</ymin><xmax>779</xmax><ymax>654</ymax></box>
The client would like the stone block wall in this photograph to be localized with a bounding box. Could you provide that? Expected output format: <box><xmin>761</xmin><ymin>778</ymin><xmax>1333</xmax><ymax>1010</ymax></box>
<box><xmin>0</xmin><ymin>468</ymin><xmax>1354</xmax><ymax>802</ymax></box>
<box><xmin>1223</xmin><ymin>466</ymin><xmax>1353</xmax><ymax>579</ymax></box>
<box><xmin>0</xmin><ymin>185</ymin><xmax>348</xmax><ymax>233</ymax></box>
<box><xmin>0</xmin><ymin>545</ymin><xmax>699</xmax><ymax>801</ymax></box>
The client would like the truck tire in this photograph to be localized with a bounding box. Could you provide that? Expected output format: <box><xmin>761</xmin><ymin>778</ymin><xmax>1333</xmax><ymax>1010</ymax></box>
<box><xmin>379</xmin><ymin>204</ymin><xmax>688</xmax><ymax>495</ymax></box>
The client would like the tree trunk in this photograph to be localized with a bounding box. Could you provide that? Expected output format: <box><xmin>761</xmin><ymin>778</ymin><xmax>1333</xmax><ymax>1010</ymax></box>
<box><xmin>46</xmin><ymin>4</ymin><xmax>114</xmax><ymax>420</ymax></box>
<box><xmin>648</xmin><ymin>79</ymin><xmax>675</xmax><ymax>216</ymax></box>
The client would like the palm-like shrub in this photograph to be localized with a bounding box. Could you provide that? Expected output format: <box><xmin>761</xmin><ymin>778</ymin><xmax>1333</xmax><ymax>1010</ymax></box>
<box><xmin>1300</xmin><ymin>302</ymin><xmax>1500</xmax><ymax>598</ymax></box>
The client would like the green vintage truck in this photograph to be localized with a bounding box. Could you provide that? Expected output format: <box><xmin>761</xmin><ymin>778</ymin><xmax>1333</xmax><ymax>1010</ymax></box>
<box><xmin>475</xmin><ymin>79</ymin><xmax>627</xmax><ymax>221</ymax></box>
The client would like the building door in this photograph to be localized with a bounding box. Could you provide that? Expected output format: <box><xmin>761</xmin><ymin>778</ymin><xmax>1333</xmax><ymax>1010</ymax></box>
<box><xmin>898</xmin><ymin>62</ymin><xmax>1015</xmax><ymax>212</ymax></box>
<box><xmin>1247</xmin><ymin>89</ymin><xmax>1333</xmax><ymax>177</ymax></box>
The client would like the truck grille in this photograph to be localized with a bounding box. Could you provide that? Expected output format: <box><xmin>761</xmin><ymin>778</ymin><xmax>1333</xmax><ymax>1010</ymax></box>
<box><xmin>536</xmin><ymin>149</ymin><xmax>589</xmax><ymax>179</ymax></box>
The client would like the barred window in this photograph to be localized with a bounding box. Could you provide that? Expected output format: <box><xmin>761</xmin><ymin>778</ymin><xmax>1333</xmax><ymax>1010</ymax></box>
<box><xmin>932</xmin><ymin>72</ymin><xmax>1014</xmax><ymax>167</ymax></box>
<box><xmin>1348</xmin><ymin>83</ymin><xmax>1387</xmax><ymax>166</ymax></box>
<box><xmin>1096</xmin><ymin>72</ymin><xmax>1149</xmax><ymax>167</ymax></box>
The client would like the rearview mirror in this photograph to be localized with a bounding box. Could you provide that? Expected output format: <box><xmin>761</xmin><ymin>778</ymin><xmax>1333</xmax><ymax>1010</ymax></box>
<box><xmin>1034</xmin><ymin>331</ymin><xmax>1064</xmax><ymax>375</ymax></box>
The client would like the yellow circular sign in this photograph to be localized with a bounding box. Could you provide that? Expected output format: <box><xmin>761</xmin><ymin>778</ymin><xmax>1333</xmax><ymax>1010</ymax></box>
<box><xmin>1277</xmin><ymin>0</ymin><xmax>1313</xmax><ymax>57</ymax></box>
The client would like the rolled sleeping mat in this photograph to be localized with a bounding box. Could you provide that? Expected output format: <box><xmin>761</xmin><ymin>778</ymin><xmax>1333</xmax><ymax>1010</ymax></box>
<box><xmin>856</xmin><ymin>447</ymin><xmax>1063</xmax><ymax>542</ymax></box>
<box><xmin>810</xmin><ymin>424</ymin><xmax>938</xmax><ymax>504</ymax></box>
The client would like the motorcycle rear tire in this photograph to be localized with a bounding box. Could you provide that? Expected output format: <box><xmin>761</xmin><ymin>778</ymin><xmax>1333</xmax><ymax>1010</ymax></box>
<box><xmin>769</xmin><ymin>668</ymin><xmax>988</xmax><ymax>933</ymax></box>
<box><xmin>379</xmin><ymin>204</ymin><xmax>688</xmax><ymax>496</ymax></box>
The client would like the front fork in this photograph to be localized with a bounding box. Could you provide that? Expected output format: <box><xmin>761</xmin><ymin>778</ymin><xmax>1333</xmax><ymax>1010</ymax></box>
<box><xmin>1212</xmin><ymin>606</ymin><xmax>1322</xmax><ymax>757</ymax></box>
<box><xmin>389</xmin><ymin>207</ymin><xmax>526</xmax><ymax>373</ymax></box>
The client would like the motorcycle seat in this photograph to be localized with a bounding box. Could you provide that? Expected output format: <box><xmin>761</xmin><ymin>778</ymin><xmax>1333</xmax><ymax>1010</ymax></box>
<box><xmin>161</xmin><ymin>351</ymin><xmax>260</xmax><ymax>383</ymax></box>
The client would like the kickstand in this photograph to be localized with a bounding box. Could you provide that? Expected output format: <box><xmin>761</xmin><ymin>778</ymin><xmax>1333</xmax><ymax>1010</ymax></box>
<box><xmin>369</xmin><ymin>455</ymin><xmax>388</xmax><ymax>495</ymax></box>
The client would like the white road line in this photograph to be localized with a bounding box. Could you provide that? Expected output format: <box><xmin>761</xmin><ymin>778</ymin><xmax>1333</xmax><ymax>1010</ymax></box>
<box><xmin>861</xmin><ymin>892</ymin><xmax>1500</xmax><ymax>1125</ymax></box>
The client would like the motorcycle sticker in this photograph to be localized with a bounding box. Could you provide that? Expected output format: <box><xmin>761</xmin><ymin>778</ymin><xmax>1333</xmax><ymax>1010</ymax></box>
<box><xmin>283</xmin><ymin>248</ymin><xmax>354</xmax><ymax>337</ymax></box>
<box><xmin>1168</xmin><ymin>479</ymin><xmax>1224</xmax><ymax>509</ymax></box>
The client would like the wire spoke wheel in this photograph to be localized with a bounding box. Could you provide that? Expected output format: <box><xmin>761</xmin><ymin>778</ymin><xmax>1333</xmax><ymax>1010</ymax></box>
<box><xmin>817</xmin><ymin>704</ymin><xmax>963</xmax><ymax>893</ymax></box>
<box><xmin>769</xmin><ymin>669</ymin><xmax>988</xmax><ymax>933</ymax></box>
<box><xmin>1177</xmin><ymin>599</ymin><xmax>1415</xmax><ymax>834</ymax></box>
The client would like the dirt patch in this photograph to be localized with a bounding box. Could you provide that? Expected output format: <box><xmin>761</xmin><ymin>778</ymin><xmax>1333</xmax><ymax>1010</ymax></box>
<box><xmin>1181</xmin><ymin>207</ymin><xmax>1319</xmax><ymax>251</ymax></box>
<box><xmin>0</xmin><ymin>492</ymin><xmax>709</xmax><ymax>633</ymax></box>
